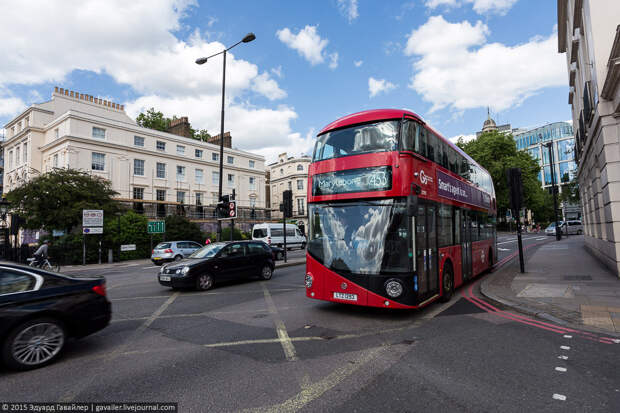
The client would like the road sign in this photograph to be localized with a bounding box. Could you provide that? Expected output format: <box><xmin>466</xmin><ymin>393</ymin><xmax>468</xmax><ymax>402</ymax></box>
<box><xmin>83</xmin><ymin>209</ymin><xmax>104</xmax><ymax>227</ymax></box>
<box><xmin>147</xmin><ymin>221</ymin><xmax>166</xmax><ymax>234</ymax></box>
<box><xmin>121</xmin><ymin>244</ymin><xmax>136</xmax><ymax>251</ymax></box>
<box><xmin>83</xmin><ymin>227</ymin><xmax>103</xmax><ymax>234</ymax></box>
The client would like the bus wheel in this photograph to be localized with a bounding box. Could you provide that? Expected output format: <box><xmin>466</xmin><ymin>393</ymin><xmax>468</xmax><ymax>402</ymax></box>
<box><xmin>440</xmin><ymin>263</ymin><xmax>454</xmax><ymax>303</ymax></box>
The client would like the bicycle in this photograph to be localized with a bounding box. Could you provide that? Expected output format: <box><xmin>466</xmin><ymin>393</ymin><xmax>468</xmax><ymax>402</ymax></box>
<box><xmin>27</xmin><ymin>257</ymin><xmax>61</xmax><ymax>272</ymax></box>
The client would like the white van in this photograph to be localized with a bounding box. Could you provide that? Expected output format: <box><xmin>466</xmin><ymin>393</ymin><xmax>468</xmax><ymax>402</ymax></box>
<box><xmin>252</xmin><ymin>223</ymin><xmax>306</xmax><ymax>250</ymax></box>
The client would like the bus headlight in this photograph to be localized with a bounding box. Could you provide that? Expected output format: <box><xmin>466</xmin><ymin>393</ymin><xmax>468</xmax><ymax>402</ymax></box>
<box><xmin>385</xmin><ymin>279</ymin><xmax>403</xmax><ymax>298</ymax></box>
<box><xmin>305</xmin><ymin>273</ymin><xmax>313</xmax><ymax>288</ymax></box>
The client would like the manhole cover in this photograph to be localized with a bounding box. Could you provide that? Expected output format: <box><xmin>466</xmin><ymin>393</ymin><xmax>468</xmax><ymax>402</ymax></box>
<box><xmin>563</xmin><ymin>275</ymin><xmax>592</xmax><ymax>281</ymax></box>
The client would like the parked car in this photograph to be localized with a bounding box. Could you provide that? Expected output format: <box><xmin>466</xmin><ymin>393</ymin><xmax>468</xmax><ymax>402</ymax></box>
<box><xmin>151</xmin><ymin>240</ymin><xmax>203</xmax><ymax>265</ymax></box>
<box><xmin>545</xmin><ymin>221</ymin><xmax>565</xmax><ymax>236</ymax></box>
<box><xmin>158</xmin><ymin>241</ymin><xmax>275</xmax><ymax>291</ymax></box>
<box><xmin>270</xmin><ymin>245</ymin><xmax>284</xmax><ymax>260</ymax></box>
<box><xmin>252</xmin><ymin>223</ymin><xmax>306</xmax><ymax>250</ymax></box>
<box><xmin>545</xmin><ymin>220</ymin><xmax>583</xmax><ymax>236</ymax></box>
<box><xmin>0</xmin><ymin>263</ymin><xmax>111</xmax><ymax>370</ymax></box>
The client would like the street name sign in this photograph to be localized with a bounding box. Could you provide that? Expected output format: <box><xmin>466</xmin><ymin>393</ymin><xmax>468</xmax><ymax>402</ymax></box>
<box><xmin>83</xmin><ymin>209</ymin><xmax>104</xmax><ymax>227</ymax></box>
<box><xmin>121</xmin><ymin>244</ymin><xmax>136</xmax><ymax>251</ymax></box>
<box><xmin>83</xmin><ymin>227</ymin><xmax>103</xmax><ymax>234</ymax></box>
<box><xmin>147</xmin><ymin>221</ymin><xmax>165</xmax><ymax>234</ymax></box>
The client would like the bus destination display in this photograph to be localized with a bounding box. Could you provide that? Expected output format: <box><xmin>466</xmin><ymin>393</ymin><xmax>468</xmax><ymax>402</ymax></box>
<box><xmin>312</xmin><ymin>166</ymin><xmax>392</xmax><ymax>196</ymax></box>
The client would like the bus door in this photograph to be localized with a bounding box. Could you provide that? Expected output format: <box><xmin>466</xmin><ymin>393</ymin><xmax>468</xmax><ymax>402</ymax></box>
<box><xmin>461</xmin><ymin>210</ymin><xmax>473</xmax><ymax>281</ymax></box>
<box><xmin>413</xmin><ymin>202</ymin><xmax>439</xmax><ymax>300</ymax></box>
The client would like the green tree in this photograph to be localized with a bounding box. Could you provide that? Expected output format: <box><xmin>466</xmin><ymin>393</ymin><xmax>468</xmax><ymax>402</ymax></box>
<box><xmin>136</xmin><ymin>108</ymin><xmax>170</xmax><ymax>131</ymax></box>
<box><xmin>457</xmin><ymin>131</ymin><xmax>554</xmax><ymax>223</ymax></box>
<box><xmin>165</xmin><ymin>215</ymin><xmax>204</xmax><ymax>243</ymax></box>
<box><xmin>6</xmin><ymin>168</ymin><xmax>119</xmax><ymax>233</ymax></box>
<box><xmin>192</xmin><ymin>128</ymin><xmax>212</xmax><ymax>142</ymax></box>
<box><xmin>560</xmin><ymin>179</ymin><xmax>580</xmax><ymax>204</ymax></box>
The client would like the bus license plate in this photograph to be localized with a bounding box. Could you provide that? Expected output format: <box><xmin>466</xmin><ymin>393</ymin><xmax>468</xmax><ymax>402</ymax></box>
<box><xmin>159</xmin><ymin>276</ymin><xmax>171</xmax><ymax>282</ymax></box>
<box><xmin>333</xmin><ymin>292</ymin><xmax>357</xmax><ymax>301</ymax></box>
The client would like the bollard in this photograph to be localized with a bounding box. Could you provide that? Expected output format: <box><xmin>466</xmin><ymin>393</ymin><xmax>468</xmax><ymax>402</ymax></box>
<box><xmin>108</xmin><ymin>249</ymin><xmax>114</xmax><ymax>264</ymax></box>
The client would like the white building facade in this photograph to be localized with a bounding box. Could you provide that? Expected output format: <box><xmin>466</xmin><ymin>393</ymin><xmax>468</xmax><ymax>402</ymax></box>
<box><xmin>558</xmin><ymin>0</ymin><xmax>620</xmax><ymax>277</ymax></box>
<box><xmin>2</xmin><ymin>88</ymin><xmax>266</xmax><ymax>224</ymax></box>
<box><xmin>269</xmin><ymin>152</ymin><xmax>311</xmax><ymax>233</ymax></box>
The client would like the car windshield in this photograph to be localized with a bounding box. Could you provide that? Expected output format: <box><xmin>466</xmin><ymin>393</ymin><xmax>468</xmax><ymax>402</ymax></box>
<box><xmin>308</xmin><ymin>199</ymin><xmax>409</xmax><ymax>275</ymax></box>
<box><xmin>312</xmin><ymin>120</ymin><xmax>399</xmax><ymax>162</ymax></box>
<box><xmin>189</xmin><ymin>244</ymin><xmax>225</xmax><ymax>258</ymax></box>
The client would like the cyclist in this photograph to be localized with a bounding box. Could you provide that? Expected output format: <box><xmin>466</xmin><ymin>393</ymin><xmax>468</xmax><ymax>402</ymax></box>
<box><xmin>33</xmin><ymin>240</ymin><xmax>51</xmax><ymax>268</ymax></box>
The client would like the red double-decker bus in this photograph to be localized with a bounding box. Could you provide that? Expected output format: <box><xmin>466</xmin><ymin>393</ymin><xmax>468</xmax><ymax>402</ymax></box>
<box><xmin>305</xmin><ymin>109</ymin><xmax>496</xmax><ymax>309</ymax></box>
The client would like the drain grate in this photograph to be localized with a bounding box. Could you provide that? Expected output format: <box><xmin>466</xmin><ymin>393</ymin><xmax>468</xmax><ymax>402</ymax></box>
<box><xmin>563</xmin><ymin>275</ymin><xmax>592</xmax><ymax>281</ymax></box>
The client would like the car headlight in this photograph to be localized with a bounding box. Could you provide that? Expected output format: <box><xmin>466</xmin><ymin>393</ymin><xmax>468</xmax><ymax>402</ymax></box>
<box><xmin>305</xmin><ymin>273</ymin><xmax>313</xmax><ymax>288</ymax></box>
<box><xmin>385</xmin><ymin>279</ymin><xmax>403</xmax><ymax>298</ymax></box>
<box><xmin>181</xmin><ymin>266</ymin><xmax>190</xmax><ymax>275</ymax></box>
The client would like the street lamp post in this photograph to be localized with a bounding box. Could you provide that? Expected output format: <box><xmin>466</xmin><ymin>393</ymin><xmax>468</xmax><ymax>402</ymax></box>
<box><xmin>545</xmin><ymin>142</ymin><xmax>562</xmax><ymax>241</ymax></box>
<box><xmin>196</xmin><ymin>33</ymin><xmax>255</xmax><ymax>242</ymax></box>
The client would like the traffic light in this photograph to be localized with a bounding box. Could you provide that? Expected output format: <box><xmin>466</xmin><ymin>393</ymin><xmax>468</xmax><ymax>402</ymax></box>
<box><xmin>228</xmin><ymin>199</ymin><xmax>237</xmax><ymax>219</ymax></box>
<box><xmin>282</xmin><ymin>190</ymin><xmax>293</xmax><ymax>217</ymax></box>
<box><xmin>216</xmin><ymin>194</ymin><xmax>237</xmax><ymax>219</ymax></box>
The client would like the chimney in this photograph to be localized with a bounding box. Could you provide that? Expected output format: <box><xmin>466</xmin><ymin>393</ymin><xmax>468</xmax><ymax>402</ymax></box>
<box><xmin>207</xmin><ymin>132</ymin><xmax>232</xmax><ymax>149</ymax></box>
<box><xmin>166</xmin><ymin>116</ymin><xmax>192</xmax><ymax>139</ymax></box>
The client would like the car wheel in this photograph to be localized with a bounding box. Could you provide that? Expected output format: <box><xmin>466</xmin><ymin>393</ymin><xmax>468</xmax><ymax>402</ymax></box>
<box><xmin>260</xmin><ymin>265</ymin><xmax>273</xmax><ymax>280</ymax></box>
<box><xmin>174</xmin><ymin>255</ymin><xmax>183</xmax><ymax>261</ymax></box>
<box><xmin>196</xmin><ymin>273</ymin><xmax>214</xmax><ymax>291</ymax></box>
<box><xmin>439</xmin><ymin>263</ymin><xmax>454</xmax><ymax>303</ymax></box>
<box><xmin>2</xmin><ymin>318</ymin><xmax>66</xmax><ymax>371</ymax></box>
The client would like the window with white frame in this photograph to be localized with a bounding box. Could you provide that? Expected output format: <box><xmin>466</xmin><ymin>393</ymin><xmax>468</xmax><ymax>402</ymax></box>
<box><xmin>8</xmin><ymin>151</ymin><xmax>13</xmax><ymax>169</ymax></box>
<box><xmin>297</xmin><ymin>198</ymin><xmax>305</xmax><ymax>215</ymax></box>
<box><xmin>177</xmin><ymin>191</ymin><xmax>185</xmax><ymax>204</ymax></box>
<box><xmin>250</xmin><ymin>197</ymin><xmax>256</xmax><ymax>208</ymax></box>
<box><xmin>288</xmin><ymin>181</ymin><xmax>292</xmax><ymax>190</ymax></box>
<box><xmin>176</xmin><ymin>165</ymin><xmax>186</xmax><ymax>181</ymax></box>
<box><xmin>227</xmin><ymin>156</ymin><xmax>234</xmax><ymax>164</ymax></box>
<box><xmin>133</xmin><ymin>187</ymin><xmax>144</xmax><ymax>200</ymax></box>
<box><xmin>156</xmin><ymin>141</ymin><xmax>166</xmax><ymax>151</ymax></box>
<box><xmin>212</xmin><ymin>153</ymin><xmax>219</xmax><ymax>161</ymax></box>
<box><xmin>297</xmin><ymin>164</ymin><xmax>303</xmax><ymax>171</ymax></box>
<box><xmin>195</xmin><ymin>168</ymin><xmax>204</xmax><ymax>184</ymax></box>
<box><xmin>91</xmin><ymin>152</ymin><xmax>105</xmax><ymax>171</ymax></box>
<box><xmin>249</xmin><ymin>160</ymin><xmax>255</xmax><ymax>168</ymax></box>
<box><xmin>227</xmin><ymin>174</ymin><xmax>234</xmax><ymax>187</ymax></box>
<box><xmin>156</xmin><ymin>189</ymin><xmax>166</xmax><ymax>201</ymax></box>
<box><xmin>92</xmin><ymin>127</ymin><xmax>105</xmax><ymax>139</ymax></box>
<box><xmin>212</xmin><ymin>171</ymin><xmax>220</xmax><ymax>185</ymax></box>
<box><xmin>53</xmin><ymin>154</ymin><xmax>58</xmax><ymax>168</ymax></box>
<box><xmin>134</xmin><ymin>159</ymin><xmax>145</xmax><ymax>176</ymax></box>
<box><xmin>297</xmin><ymin>179</ymin><xmax>304</xmax><ymax>190</ymax></box>
<box><xmin>177</xmin><ymin>145</ymin><xmax>185</xmax><ymax>155</ymax></box>
<box><xmin>156</xmin><ymin>162</ymin><xmax>166</xmax><ymax>179</ymax></box>
<box><xmin>249</xmin><ymin>176</ymin><xmax>256</xmax><ymax>190</ymax></box>
<box><xmin>134</xmin><ymin>136</ymin><xmax>145</xmax><ymax>147</ymax></box>
<box><xmin>54</xmin><ymin>129</ymin><xmax>59</xmax><ymax>139</ymax></box>
<box><xmin>195</xmin><ymin>149</ymin><xmax>203</xmax><ymax>158</ymax></box>
<box><xmin>22</xmin><ymin>143</ymin><xmax>27</xmax><ymax>163</ymax></box>
<box><xmin>196</xmin><ymin>192</ymin><xmax>203</xmax><ymax>206</ymax></box>
<box><xmin>15</xmin><ymin>146</ymin><xmax>20</xmax><ymax>165</ymax></box>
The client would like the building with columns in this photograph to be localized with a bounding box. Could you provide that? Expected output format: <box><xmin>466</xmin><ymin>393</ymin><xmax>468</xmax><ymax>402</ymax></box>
<box><xmin>2</xmin><ymin>87</ymin><xmax>267</xmax><ymax>229</ymax></box>
<box><xmin>558</xmin><ymin>0</ymin><xmax>620</xmax><ymax>277</ymax></box>
<box><xmin>268</xmin><ymin>152</ymin><xmax>311</xmax><ymax>233</ymax></box>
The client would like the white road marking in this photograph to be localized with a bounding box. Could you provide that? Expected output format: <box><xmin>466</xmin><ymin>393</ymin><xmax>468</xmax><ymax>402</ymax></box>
<box><xmin>496</xmin><ymin>236</ymin><xmax>540</xmax><ymax>245</ymax></box>
<box><xmin>558</xmin><ymin>355</ymin><xmax>568</xmax><ymax>360</ymax></box>
<box><xmin>552</xmin><ymin>394</ymin><xmax>567</xmax><ymax>401</ymax></box>
<box><xmin>563</xmin><ymin>335</ymin><xmax>572</xmax><ymax>338</ymax></box>
<box><xmin>555</xmin><ymin>367</ymin><xmax>567</xmax><ymax>372</ymax></box>
<box><xmin>560</xmin><ymin>346</ymin><xmax>570</xmax><ymax>350</ymax></box>
<box><xmin>612</xmin><ymin>339</ymin><xmax>620</xmax><ymax>344</ymax></box>
<box><xmin>136</xmin><ymin>292</ymin><xmax>179</xmax><ymax>333</ymax></box>
<box><xmin>262</xmin><ymin>283</ymin><xmax>298</xmax><ymax>361</ymax></box>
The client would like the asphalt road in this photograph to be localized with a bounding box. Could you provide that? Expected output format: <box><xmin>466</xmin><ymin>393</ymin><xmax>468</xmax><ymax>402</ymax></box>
<box><xmin>1</xmin><ymin>235</ymin><xmax>618</xmax><ymax>412</ymax></box>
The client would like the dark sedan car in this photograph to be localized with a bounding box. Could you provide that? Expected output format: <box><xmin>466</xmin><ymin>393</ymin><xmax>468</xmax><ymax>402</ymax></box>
<box><xmin>270</xmin><ymin>245</ymin><xmax>284</xmax><ymax>261</ymax></box>
<box><xmin>158</xmin><ymin>241</ymin><xmax>275</xmax><ymax>290</ymax></box>
<box><xmin>0</xmin><ymin>263</ymin><xmax>111</xmax><ymax>370</ymax></box>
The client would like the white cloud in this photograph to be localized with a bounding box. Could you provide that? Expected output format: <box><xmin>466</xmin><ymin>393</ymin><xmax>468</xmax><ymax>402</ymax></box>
<box><xmin>337</xmin><ymin>0</ymin><xmax>359</xmax><ymax>23</ymax></box>
<box><xmin>425</xmin><ymin>0</ymin><xmax>518</xmax><ymax>15</ymax></box>
<box><xmin>354</xmin><ymin>60</ymin><xmax>363</xmax><ymax>67</ymax></box>
<box><xmin>0</xmin><ymin>0</ymin><xmax>297</xmax><ymax>161</ymax></box>
<box><xmin>271</xmin><ymin>65</ymin><xmax>283</xmax><ymax>78</ymax></box>
<box><xmin>0</xmin><ymin>96</ymin><xmax>25</xmax><ymax>118</ymax></box>
<box><xmin>276</xmin><ymin>25</ymin><xmax>335</xmax><ymax>67</ymax></box>
<box><xmin>251</xmin><ymin>72</ymin><xmax>287</xmax><ymax>100</ymax></box>
<box><xmin>449</xmin><ymin>133</ymin><xmax>476</xmax><ymax>144</ymax></box>
<box><xmin>405</xmin><ymin>16</ymin><xmax>566</xmax><ymax>112</ymax></box>
<box><xmin>328</xmin><ymin>52</ymin><xmax>339</xmax><ymax>70</ymax></box>
<box><xmin>368</xmin><ymin>77</ymin><xmax>397</xmax><ymax>98</ymax></box>
<box><xmin>253</xmin><ymin>128</ymin><xmax>316</xmax><ymax>164</ymax></box>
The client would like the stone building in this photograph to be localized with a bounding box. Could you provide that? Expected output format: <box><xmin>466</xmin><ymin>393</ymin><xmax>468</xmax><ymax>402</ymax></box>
<box><xmin>268</xmin><ymin>152</ymin><xmax>311</xmax><ymax>233</ymax></box>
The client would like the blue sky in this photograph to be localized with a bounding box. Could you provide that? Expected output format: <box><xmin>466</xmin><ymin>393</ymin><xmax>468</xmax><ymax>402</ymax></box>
<box><xmin>0</xmin><ymin>0</ymin><xmax>570</xmax><ymax>162</ymax></box>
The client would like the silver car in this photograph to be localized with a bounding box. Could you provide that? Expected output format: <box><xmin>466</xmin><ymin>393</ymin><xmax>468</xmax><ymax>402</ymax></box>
<box><xmin>151</xmin><ymin>241</ymin><xmax>203</xmax><ymax>265</ymax></box>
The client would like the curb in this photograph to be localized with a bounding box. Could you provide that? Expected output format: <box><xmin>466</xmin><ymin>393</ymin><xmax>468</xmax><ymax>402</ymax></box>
<box><xmin>275</xmin><ymin>260</ymin><xmax>305</xmax><ymax>269</ymax></box>
<box><xmin>479</xmin><ymin>246</ymin><xmax>620</xmax><ymax>337</ymax></box>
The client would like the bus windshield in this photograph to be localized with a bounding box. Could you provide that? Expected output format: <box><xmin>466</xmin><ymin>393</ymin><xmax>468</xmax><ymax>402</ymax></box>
<box><xmin>313</xmin><ymin>121</ymin><xmax>399</xmax><ymax>162</ymax></box>
<box><xmin>308</xmin><ymin>199</ymin><xmax>409</xmax><ymax>275</ymax></box>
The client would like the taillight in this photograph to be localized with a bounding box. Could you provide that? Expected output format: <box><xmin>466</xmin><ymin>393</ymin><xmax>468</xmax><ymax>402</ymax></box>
<box><xmin>164</xmin><ymin>248</ymin><xmax>173</xmax><ymax>253</ymax></box>
<box><xmin>267</xmin><ymin>237</ymin><xmax>271</xmax><ymax>245</ymax></box>
<box><xmin>152</xmin><ymin>249</ymin><xmax>154</xmax><ymax>254</ymax></box>
<box><xmin>92</xmin><ymin>284</ymin><xmax>106</xmax><ymax>297</ymax></box>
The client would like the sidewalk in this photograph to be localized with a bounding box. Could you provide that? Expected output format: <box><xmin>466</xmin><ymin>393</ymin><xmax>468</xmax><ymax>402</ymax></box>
<box><xmin>61</xmin><ymin>257</ymin><xmax>306</xmax><ymax>272</ymax></box>
<box><xmin>481</xmin><ymin>236</ymin><xmax>620</xmax><ymax>335</ymax></box>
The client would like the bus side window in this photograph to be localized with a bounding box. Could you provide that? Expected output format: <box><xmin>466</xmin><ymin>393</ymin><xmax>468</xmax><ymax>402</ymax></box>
<box><xmin>426</xmin><ymin>131</ymin><xmax>436</xmax><ymax>162</ymax></box>
<box><xmin>448</xmin><ymin>148</ymin><xmax>458</xmax><ymax>174</ymax></box>
<box><xmin>401</xmin><ymin>120</ymin><xmax>416</xmax><ymax>152</ymax></box>
<box><xmin>419</xmin><ymin>125</ymin><xmax>427</xmax><ymax>158</ymax></box>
